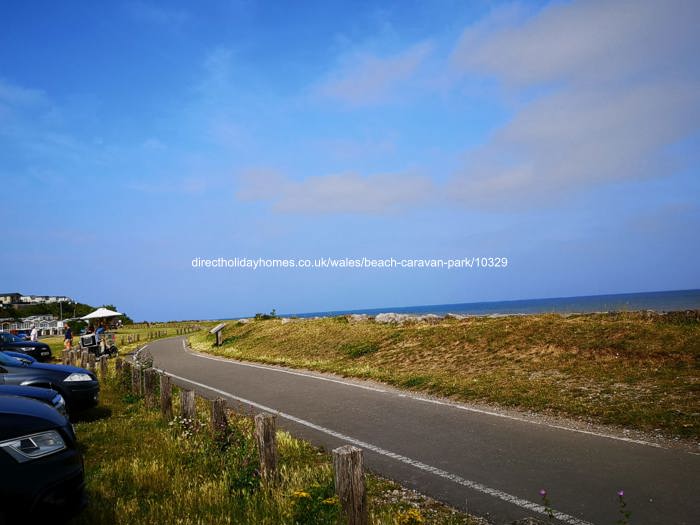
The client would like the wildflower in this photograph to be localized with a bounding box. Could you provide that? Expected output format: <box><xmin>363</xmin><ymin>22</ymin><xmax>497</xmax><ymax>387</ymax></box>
<box><xmin>292</xmin><ymin>490</ymin><xmax>311</xmax><ymax>499</ymax></box>
<box><xmin>618</xmin><ymin>490</ymin><xmax>624</xmax><ymax>498</ymax></box>
<box><xmin>322</xmin><ymin>496</ymin><xmax>339</xmax><ymax>506</ymax></box>
<box><xmin>539</xmin><ymin>489</ymin><xmax>547</xmax><ymax>497</ymax></box>
<box><xmin>398</xmin><ymin>508</ymin><xmax>424</xmax><ymax>525</ymax></box>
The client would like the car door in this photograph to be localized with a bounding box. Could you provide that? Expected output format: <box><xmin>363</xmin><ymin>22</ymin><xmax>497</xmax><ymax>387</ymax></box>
<box><xmin>0</xmin><ymin>358</ymin><xmax>31</xmax><ymax>387</ymax></box>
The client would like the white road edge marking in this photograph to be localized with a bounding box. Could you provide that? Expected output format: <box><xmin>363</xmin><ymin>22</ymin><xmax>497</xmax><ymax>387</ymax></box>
<box><xmin>177</xmin><ymin>339</ymin><xmax>665</xmax><ymax>450</ymax></box>
<box><xmin>133</xmin><ymin>344</ymin><xmax>149</xmax><ymax>361</ymax></box>
<box><xmin>156</xmin><ymin>368</ymin><xmax>594</xmax><ymax>525</ymax></box>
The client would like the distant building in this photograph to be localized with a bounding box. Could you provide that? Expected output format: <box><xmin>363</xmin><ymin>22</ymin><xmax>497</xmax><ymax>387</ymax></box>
<box><xmin>0</xmin><ymin>293</ymin><xmax>73</xmax><ymax>308</ymax></box>
<box><xmin>19</xmin><ymin>295</ymin><xmax>73</xmax><ymax>305</ymax></box>
<box><xmin>0</xmin><ymin>314</ymin><xmax>64</xmax><ymax>336</ymax></box>
<box><xmin>0</xmin><ymin>293</ymin><xmax>22</xmax><ymax>306</ymax></box>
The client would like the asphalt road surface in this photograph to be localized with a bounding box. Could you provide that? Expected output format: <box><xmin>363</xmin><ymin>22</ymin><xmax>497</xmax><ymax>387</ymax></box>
<box><xmin>146</xmin><ymin>336</ymin><xmax>699</xmax><ymax>525</ymax></box>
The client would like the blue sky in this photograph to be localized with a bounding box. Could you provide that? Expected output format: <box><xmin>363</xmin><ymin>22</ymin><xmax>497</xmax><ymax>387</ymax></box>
<box><xmin>1</xmin><ymin>0</ymin><xmax>699</xmax><ymax>321</ymax></box>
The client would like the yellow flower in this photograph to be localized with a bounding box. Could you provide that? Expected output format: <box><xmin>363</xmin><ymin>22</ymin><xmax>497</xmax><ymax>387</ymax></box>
<box><xmin>322</xmin><ymin>496</ymin><xmax>339</xmax><ymax>505</ymax></box>
<box><xmin>292</xmin><ymin>490</ymin><xmax>311</xmax><ymax>499</ymax></box>
<box><xmin>398</xmin><ymin>508</ymin><xmax>424</xmax><ymax>525</ymax></box>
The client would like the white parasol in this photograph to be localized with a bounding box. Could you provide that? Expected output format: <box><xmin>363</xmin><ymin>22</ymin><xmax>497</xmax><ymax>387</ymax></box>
<box><xmin>81</xmin><ymin>307</ymin><xmax>123</xmax><ymax>320</ymax></box>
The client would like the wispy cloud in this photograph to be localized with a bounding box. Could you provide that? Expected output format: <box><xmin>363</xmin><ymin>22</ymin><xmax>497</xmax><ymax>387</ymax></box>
<box><xmin>448</xmin><ymin>0</ymin><xmax>700</xmax><ymax>207</ymax></box>
<box><xmin>313</xmin><ymin>136</ymin><xmax>396</xmax><ymax>161</ymax></box>
<box><xmin>198</xmin><ymin>47</ymin><xmax>235</xmax><ymax>95</ymax></box>
<box><xmin>126</xmin><ymin>2</ymin><xmax>189</xmax><ymax>28</ymax></box>
<box><xmin>237</xmin><ymin>169</ymin><xmax>434</xmax><ymax>214</ymax></box>
<box><xmin>0</xmin><ymin>78</ymin><xmax>95</xmax><ymax>176</ymax></box>
<box><xmin>0</xmin><ymin>78</ymin><xmax>47</xmax><ymax>107</ymax></box>
<box><xmin>127</xmin><ymin>176</ymin><xmax>212</xmax><ymax>195</ymax></box>
<box><xmin>315</xmin><ymin>41</ymin><xmax>433</xmax><ymax>106</ymax></box>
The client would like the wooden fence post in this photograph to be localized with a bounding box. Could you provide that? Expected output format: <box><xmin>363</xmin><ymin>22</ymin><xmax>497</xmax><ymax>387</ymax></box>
<box><xmin>332</xmin><ymin>445</ymin><xmax>367</xmax><ymax>525</ymax></box>
<box><xmin>160</xmin><ymin>374</ymin><xmax>172</xmax><ymax>420</ymax></box>
<box><xmin>81</xmin><ymin>350</ymin><xmax>89</xmax><ymax>368</ymax></box>
<box><xmin>144</xmin><ymin>368</ymin><xmax>157</xmax><ymax>408</ymax></box>
<box><xmin>121</xmin><ymin>360</ymin><xmax>131</xmax><ymax>392</ymax></box>
<box><xmin>100</xmin><ymin>355</ymin><xmax>108</xmax><ymax>379</ymax></box>
<box><xmin>180</xmin><ymin>389</ymin><xmax>196</xmax><ymax>421</ymax></box>
<box><xmin>69</xmin><ymin>350</ymin><xmax>76</xmax><ymax>367</ymax></box>
<box><xmin>115</xmin><ymin>356</ymin><xmax>123</xmax><ymax>372</ymax></box>
<box><xmin>255</xmin><ymin>413</ymin><xmax>278</xmax><ymax>481</ymax></box>
<box><xmin>211</xmin><ymin>398</ymin><xmax>229</xmax><ymax>443</ymax></box>
<box><xmin>131</xmin><ymin>364</ymin><xmax>142</xmax><ymax>395</ymax></box>
<box><xmin>61</xmin><ymin>350</ymin><xmax>68</xmax><ymax>365</ymax></box>
<box><xmin>88</xmin><ymin>353</ymin><xmax>96</xmax><ymax>374</ymax></box>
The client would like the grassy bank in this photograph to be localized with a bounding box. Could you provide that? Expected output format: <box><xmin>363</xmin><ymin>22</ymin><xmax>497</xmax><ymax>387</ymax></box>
<box><xmin>70</xmin><ymin>362</ymin><xmax>478</xmax><ymax>525</ymax></box>
<box><xmin>189</xmin><ymin>312</ymin><xmax>700</xmax><ymax>438</ymax></box>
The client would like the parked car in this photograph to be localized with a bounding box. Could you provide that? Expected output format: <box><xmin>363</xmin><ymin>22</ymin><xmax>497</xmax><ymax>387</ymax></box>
<box><xmin>0</xmin><ymin>385</ymin><xmax>67</xmax><ymax>417</ymax></box>
<box><xmin>0</xmin><ymin>395</ymin><xmax>85</xmax><ymax>522</ymax></box>
<box><xmin>0</xmin><ymin>332</ymin><xmax>52</xmax><ymax>362</ymax></box>
<box><xmin>3</xmin><ymin>351</ymin><xmax>36</xmax><ymax>364</ymax></box>
<box><xmin>0</xmin><ymin>351</ymin><xmax>99</xmax><ymax>412</ymax></box>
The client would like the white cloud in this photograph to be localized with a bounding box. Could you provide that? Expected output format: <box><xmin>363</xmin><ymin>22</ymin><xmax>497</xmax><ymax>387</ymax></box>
<box><xmin>448</xmin><ymin>0</ymin><xmax>700</xmax><ymax>207</ymax></box>
<box><xmin>316</xmin><ymin>41</ymin><xmax>433</xmax><ymax>106</ymax></box>
<box><xmin>237</xmin><ymin>169</ymin><xmax>434</xmax><ymax>214</ymax></box>
<box><xmin>452</xmin><ymin>0</ymin><xmax>698</xmax><ymax>87</ymax></box>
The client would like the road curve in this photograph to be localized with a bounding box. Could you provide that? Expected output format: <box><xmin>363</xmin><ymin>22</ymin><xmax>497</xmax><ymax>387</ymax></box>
<box><xmin>146</xmin><ymin>337</ymin><xmax>699</xmax><ymax>525</ymax></box>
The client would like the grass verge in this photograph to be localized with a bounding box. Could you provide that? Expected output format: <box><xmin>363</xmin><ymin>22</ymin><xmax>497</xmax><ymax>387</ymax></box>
<box><xmin>188</xmin><ymin>312</ymin><xmax>700</xmax><ymax>439</ymax></box>
<box><xmin>69</xmin><ymin>362</ymin><xmax>480</xmax><ymax>525</ymax></box>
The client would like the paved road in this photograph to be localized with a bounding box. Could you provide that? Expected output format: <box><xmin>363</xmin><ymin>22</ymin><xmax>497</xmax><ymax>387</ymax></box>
<box><xmin>146</xmin><ymin>337</ymin><xmax>699</xmax><ymax>525</ymax></box>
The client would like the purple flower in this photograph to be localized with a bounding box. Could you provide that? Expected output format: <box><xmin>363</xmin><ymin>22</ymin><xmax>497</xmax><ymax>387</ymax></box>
<box><xmin>539</xmin><ymin>489</ymin><xmax>547</xmax><ymax>497</ymax></box>
<box><xmin>618</xmin><ymin>490</ymin><xmax>625</xmax><ymax>498</ymax></box>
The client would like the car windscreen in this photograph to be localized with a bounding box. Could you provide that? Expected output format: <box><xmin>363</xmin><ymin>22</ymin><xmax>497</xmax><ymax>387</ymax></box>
<box><xmin>1</xmin><ymin>333</ymin><xmax>22</xmax><ymax>343</ymax></box>
<box><xmin>0</xmin><ymin>351</ymin><xmax>23</xmax><ymax>366</ymax></box>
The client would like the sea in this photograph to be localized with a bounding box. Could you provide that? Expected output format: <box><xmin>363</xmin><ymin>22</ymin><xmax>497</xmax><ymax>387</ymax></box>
<box><xmin>284</xmin><ymin>289</ymin><xmax>700</xmax><ymax>318</ymax></box>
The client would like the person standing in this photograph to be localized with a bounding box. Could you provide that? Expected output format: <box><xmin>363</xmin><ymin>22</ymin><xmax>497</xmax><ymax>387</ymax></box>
<box><xmin>30</xmin><ymin>324</ymin><xmax>38</xmax><ymax>342</ymax></box>
<box><xmin>64</xmin><ymin>323</ymin><xmax>73</xmax><ymax>350</ymax></box>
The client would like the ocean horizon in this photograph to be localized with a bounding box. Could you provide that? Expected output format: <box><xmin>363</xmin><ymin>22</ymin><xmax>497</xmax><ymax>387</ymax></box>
<box><xmin>275</xmin><ymin>288</ymin><xmax>700</xmax><ymax>319</ymax></box>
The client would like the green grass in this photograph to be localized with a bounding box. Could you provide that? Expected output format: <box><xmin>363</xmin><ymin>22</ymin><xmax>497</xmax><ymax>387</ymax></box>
<box><xmin>189</xmin><ymin>312</ymin><xmax>700</xmax><ymax>438</ymax></box>
<box><xmin>69</xmin><ymin>362</ymin><xmax>477</xmax><ymax>525</ymax></box>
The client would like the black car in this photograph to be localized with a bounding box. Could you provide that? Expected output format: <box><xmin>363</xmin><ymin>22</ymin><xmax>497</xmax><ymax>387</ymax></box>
<box><xmin>0</xmin><ymin>332</ymin><xmax>52</xmax><ymax>362</ymax></box>
<box><xmin>0</xmin><ymin>395</ymin><xmax>85</xmax><ymax>522</ymax></box>
<box><xmin>0</xmin><ymin>385</ymin><xmax>67</xmax><ymax>417</ymax></box>
<box><xmin>0</xmin><ymin>352</ymin><xmax>99</xmax><ymax>412</ymax></box>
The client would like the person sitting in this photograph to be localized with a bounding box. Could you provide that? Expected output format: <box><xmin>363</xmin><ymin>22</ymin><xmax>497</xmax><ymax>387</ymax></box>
<box><xmin>96</xmin><ymin>323</ymin><xmax>108</xmax><ymax>353</ymax></box>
